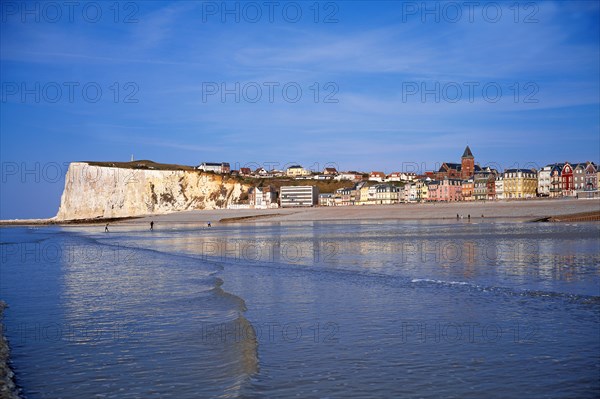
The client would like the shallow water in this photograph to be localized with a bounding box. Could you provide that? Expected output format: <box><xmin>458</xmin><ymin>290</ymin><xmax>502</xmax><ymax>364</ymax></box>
<box><xmin>1</xmin><ymin>221</ymin><xmax>599</xmax><ymax>398</ymax></box>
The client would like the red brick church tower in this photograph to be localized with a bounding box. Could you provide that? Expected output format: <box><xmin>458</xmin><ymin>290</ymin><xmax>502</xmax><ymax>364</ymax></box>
<box><xmin>461</xmin><ymin>145</ymin><xmax>475</xmax><ymax>179</ymax></box>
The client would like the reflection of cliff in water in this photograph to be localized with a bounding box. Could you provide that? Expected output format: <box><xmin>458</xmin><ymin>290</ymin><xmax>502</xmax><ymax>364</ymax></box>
<box><xmin>49</xmin><ymin>232</ymin><xmax>259</xmax><ymax>398</ymax></box>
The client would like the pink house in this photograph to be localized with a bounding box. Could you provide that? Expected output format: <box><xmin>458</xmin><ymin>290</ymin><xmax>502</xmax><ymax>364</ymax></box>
<box><xmin>428</xmin><ymin>180</ymin><xmax>440</xmax><ymax>202</ymax></box>
<box><xmin>432</xmin><ymin>178</ymin><xmax>463</xmax><ymax>202</ymax></box>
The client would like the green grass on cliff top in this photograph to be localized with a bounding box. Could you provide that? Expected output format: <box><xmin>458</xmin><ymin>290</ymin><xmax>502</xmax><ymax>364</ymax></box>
<box><xmin>86</xmin><ymin>160</ymin><xmax>196</xmax><ymax>171</ymax></box>
<box><xmin>83</xmin><ymin>160</ymin><xmax>356</xmax><ymax>193</ymax></box>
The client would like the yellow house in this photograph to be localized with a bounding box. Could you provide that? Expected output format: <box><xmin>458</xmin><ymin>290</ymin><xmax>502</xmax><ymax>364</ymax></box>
<box><xmin>503</xmin><ymin>169</ymin><xmax>537</xmax><ymax>199</ymax></box>
<box><xmin>416</xmin><ymin>180</ymin><xmax>429</xmax><ymax>202</ymax></box>
<box><xmin>358</xmin><ymin>185</ymin><xmax>371</xmax><ymax>205</ymax></box>
<box><xmin>286</xmin><ymin>165</ymin><xmax>311</xmax><ymax>177</ymax></box>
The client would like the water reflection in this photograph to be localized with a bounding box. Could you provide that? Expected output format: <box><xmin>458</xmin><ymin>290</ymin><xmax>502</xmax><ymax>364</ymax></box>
<box><xmin>120</xmin><ymin>221</ymin><xmax>599</xmax><ymax>296</ymax></box>
<box><xmin>2</xmin><ymin>229</ymin><xmax>258</xmax><ymax>398</ymax></box>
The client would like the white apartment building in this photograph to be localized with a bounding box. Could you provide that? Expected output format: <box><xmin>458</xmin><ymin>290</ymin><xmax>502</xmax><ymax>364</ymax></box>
<box><xmin>280</xmin><ymin>186</ymin><xmax>319</xmax><ymax>207</ymax></box>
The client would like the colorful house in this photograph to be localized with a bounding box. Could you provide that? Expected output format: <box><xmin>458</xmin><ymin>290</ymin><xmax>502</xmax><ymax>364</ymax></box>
<box><xmin>461</xmin><ymin>179</ymin><xmax>474</xmax><ymax>201</ymax></box>
<box><xmin>374</xmin><ymin>184</ymin><xmax>401</xmax><ymax>204</ymax></box>
<box><xmin>504</xmin><ymin>169</ymin><xmax>537</xmax><ymax>199</ymax></box>
<box><xmin>473</xmin><ymin>170</ymin><xmax>497</xmax><ymax>201</ymax></box>
<box><xmin>561</xmin><ymin>163</ymin><xmax>576</xmax><ymax>197</ymax></box>
<box><xmin>549</xmin><ymin>165</ymin><xmax>563</xmax><ymax>197</ymax></box>
<box><xmin>286</xmin><ymin>165</ymin><xmax>311</xmax><ymax>177</ymax></box>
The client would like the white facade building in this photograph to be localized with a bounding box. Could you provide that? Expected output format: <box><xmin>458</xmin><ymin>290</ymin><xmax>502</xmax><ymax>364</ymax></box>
<box><xmin>538</xmin><ymin>166</ymin><xmax>553</xmax><ymax>196</ymax></box>
<box><xmin>280</xmin><ymin>186</ymin><xmax>319</xmax><ymax>207</ymax></box>
<box><xmin>197</xmin><ymin>162</ymin><xmax>230</xmax><ymax>174</ymax></box>
<box><xmin>249</xmin><ymin>186</ymin><xmax>277</xmax><ymax>209</ymax></box>
<box><xmin>495</xmin><ymin>176</ymin><xmax>504</xmax><ymax>200</ymax></box>
<box><xmin>335</xmin><ymin>173</ymin><xmax>363</xmax><ymax>181</ymax></box>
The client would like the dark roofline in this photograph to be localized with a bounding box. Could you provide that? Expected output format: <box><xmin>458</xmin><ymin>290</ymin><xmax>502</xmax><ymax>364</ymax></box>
<box><xmin>504</xmin><ymin>168</ymin><xmax>536</xmax><ymax>173</ymax></box>
<box><xmin>462</xmin><ymin>145</ymin><xmax>474</xmax><ymax>158</ymax></box>
<box><xmin>202</xmin><ymin>162</ymin><xmax>229</xmax><ymax>166</ymax></box>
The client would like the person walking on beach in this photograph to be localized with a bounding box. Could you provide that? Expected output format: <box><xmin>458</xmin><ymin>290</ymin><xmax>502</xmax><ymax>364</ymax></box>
<box><xmin>207</xmin><ymin>221</ymin><xmax>211</xmax><ymax>228</ymax></box>
<box><xmin>467</xmin><ymin>214</ymin><xmax>471</xmax><ymax>221</ymax></box>
<box><xmin>150</xmin><ymin>221</ymin><xmax>154</xmax><ymax>231</ymax></box>
<box><xmin>456</xmin><ymin>213</ymin><xmax>459</xmax><ymax>220</ymax></box>
<box><xmin>105</xmin><ymin>224</ymin><xmax>109</xmax><ymax>233</ymax></box>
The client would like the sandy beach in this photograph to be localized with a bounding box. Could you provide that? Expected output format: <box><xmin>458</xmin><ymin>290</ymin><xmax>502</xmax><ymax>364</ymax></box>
<box><xmin>125</xmin><ymin>198</ymin><xmax>600</xmax><ymax>225</ymax></box>
<box><xmin>1</xmin><ymin>198</ymin><xmax>598</xmax><ymax>227</ymax></box>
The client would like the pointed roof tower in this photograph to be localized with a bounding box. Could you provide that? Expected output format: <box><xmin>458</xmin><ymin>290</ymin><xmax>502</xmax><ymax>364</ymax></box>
<box><xmin>462</xmin><ymin>145</ymin><xmax>474</xmax><ymax>159</ymax></box>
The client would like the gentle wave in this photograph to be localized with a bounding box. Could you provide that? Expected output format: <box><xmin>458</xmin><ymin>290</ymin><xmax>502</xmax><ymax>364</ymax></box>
<box><xmin>410</xmin><ymin>278</ymin><xmax>600</xmax><ymax>304</ymax></box>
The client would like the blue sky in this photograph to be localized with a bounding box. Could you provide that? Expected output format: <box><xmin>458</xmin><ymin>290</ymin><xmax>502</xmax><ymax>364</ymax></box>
<box><xmin>1</xmin><ymin>1</ymin><xmax>599</xmax><ymax>219</ymax></box>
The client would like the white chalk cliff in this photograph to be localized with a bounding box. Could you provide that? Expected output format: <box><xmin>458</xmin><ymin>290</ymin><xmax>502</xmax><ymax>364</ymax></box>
<box><xmin>56</xmin><ymin>162</ymin><xmax>250</xmax><ymax>220</ymax></box>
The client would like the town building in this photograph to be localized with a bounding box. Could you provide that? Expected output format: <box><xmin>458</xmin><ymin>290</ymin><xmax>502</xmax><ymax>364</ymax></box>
<box><xmin>576</xmin><ymin>162</ymin><xmax>598</xmax><ymax>198</ymax></box>
<box><xmin>573</xmin><ymin>162</ymin><xmax>598</xmax><ymax>193</ymax></box>
<box><xmin>369</xmin><ymin>171</ymin><xmax>386</xmax><ymax>182</ymax></box>
<box><xmin>537</xmin><ymin>165</ymin><xmax>554</xmax><ymax>197</ymax></box>
<box><xmin>495</xmin><ymin>175</ymin><xmax>504</xmax><ymax>200</ymax></box>
<box><xmin>197</xmin><ymin>162</ymin><xmax>230</xmax><ymax>174</ymax></box>
<box><xmin>584</xmin><ymin>163</ymin><xmax>598</xmax><ymax>190</ymax></box>
<box><xmin>461</xmin><ymin>179</ymin><xmax>474</xmax><ymax>201</ymax></box>
<box><xmin>503</xmin><ymin>169</ymin><xmax>537</xmax><ymax>199</ymax></box>
<box><xmin>254</xmin><ymin>167</ymin><xmax>272</xmax><ymax>177</ymax></box>
<box><xmin>415</xmin><ymin>178</ymin><xmax>430</xmax><ymax>202</ymax></box>
<box><xmin>335</xmin><ymin>172</ymin><xmax>364</xmax><ymax>181</ymax></box>
<box><xmin>336</xmin><ymin>186</ymin><xmax>356</xmax><ymax>206</ymax></box>
<box><xmin>405</xmin><ymin>183</ymin><xmax>417</xmax><ymax>203</ymax></box>
<box><xmin>312</xmin><ymin>174</ymin><xmax>333</xmax><ymax>180</ymax></box>
<box><xmin>249</xmin><ymin>185</ymin><xmax>278</xmax><ymax>209</ymax></box>
<box><xmin>561</xmin><ymin>163</ymin><xmax>576</xmax><ymax>197</ymax></box>
<box><xmin>396</xmin><ymin>185</ymin><xmax>406</xmax><ymax>203</ymax></box>
<box><xmin>436</xmin><ymin>146</ymin><xmax>481</xmax><ymax>179</ymax></box>
<box><xmin>318</xmin><ymin>193</ymin><xmax>335</xmax><ymax>206</ymax></box>
<box><xmin>473</xmin><ymin>171</ymin><xmax>496</xmax><ymax>201</ymax></box>
<box><xmin>427</xmin><ymin>180</ymin><xmax>440</xmax><ymax>202</ymax></box>
<box><xmin>387</xmin><ymin>172</ymin><xmax>417</xmax><ymax>182</ymax></box>
<box><xmin>286</xmin><ymin>165</ymin><xmax>311</xmax><ymax>177</ymax></box>
<box><xmin>358</xmin><ymin>184</ymin><xmax>374</xmax><ymax>205</ymax></box>
<box><xmin>323</xmin><ymin>167</ymin><xmax>338</xmax><ymax>175</ymax></box>
<box><xmin>574</xmin><ymin>163</ymin><xmax>586</xmax><ymax>191</ymax></box>
<box><xmin>239</xmin><ymin>167</ymin><xmax>252</xmax><ymax>176</ymax></box>
<box><xmin>374</xmin><ymin>184</ymin><xmax>401</xmax><ymax>204</ymax></box>
<box><xmin>280</xmin><ymin>185</ymin><xmax>318</xmax><ymax>207</ymax></box>
<box><xmin>486</xmin><ymin>173</ymin><xmax>497</xmax><ymax>200</ymax></box>
<box><xmin>460</xmin><ymin>145</ymin><xmax>475</xmax><ymax>179</ymax></box>
<box><xmin>549</xmin><ymin>165</ymin><xmax>563</xmax><ymax>198</ymax></box>
<box><xmin>437</xmin><ymin>178</ymin><xmax>463</xmax><ymax>202</ymax></box>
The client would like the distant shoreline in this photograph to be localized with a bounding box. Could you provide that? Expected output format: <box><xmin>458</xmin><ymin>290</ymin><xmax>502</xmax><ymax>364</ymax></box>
<box><xmin>0</xmin><ymin>216</ymin><xmax>142</xmax><ymax>227</ymax></box>
<box><xmin>3</xmin><ymin>198</ymin><xmax>598</xmax><ymax>227</ymax></box>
